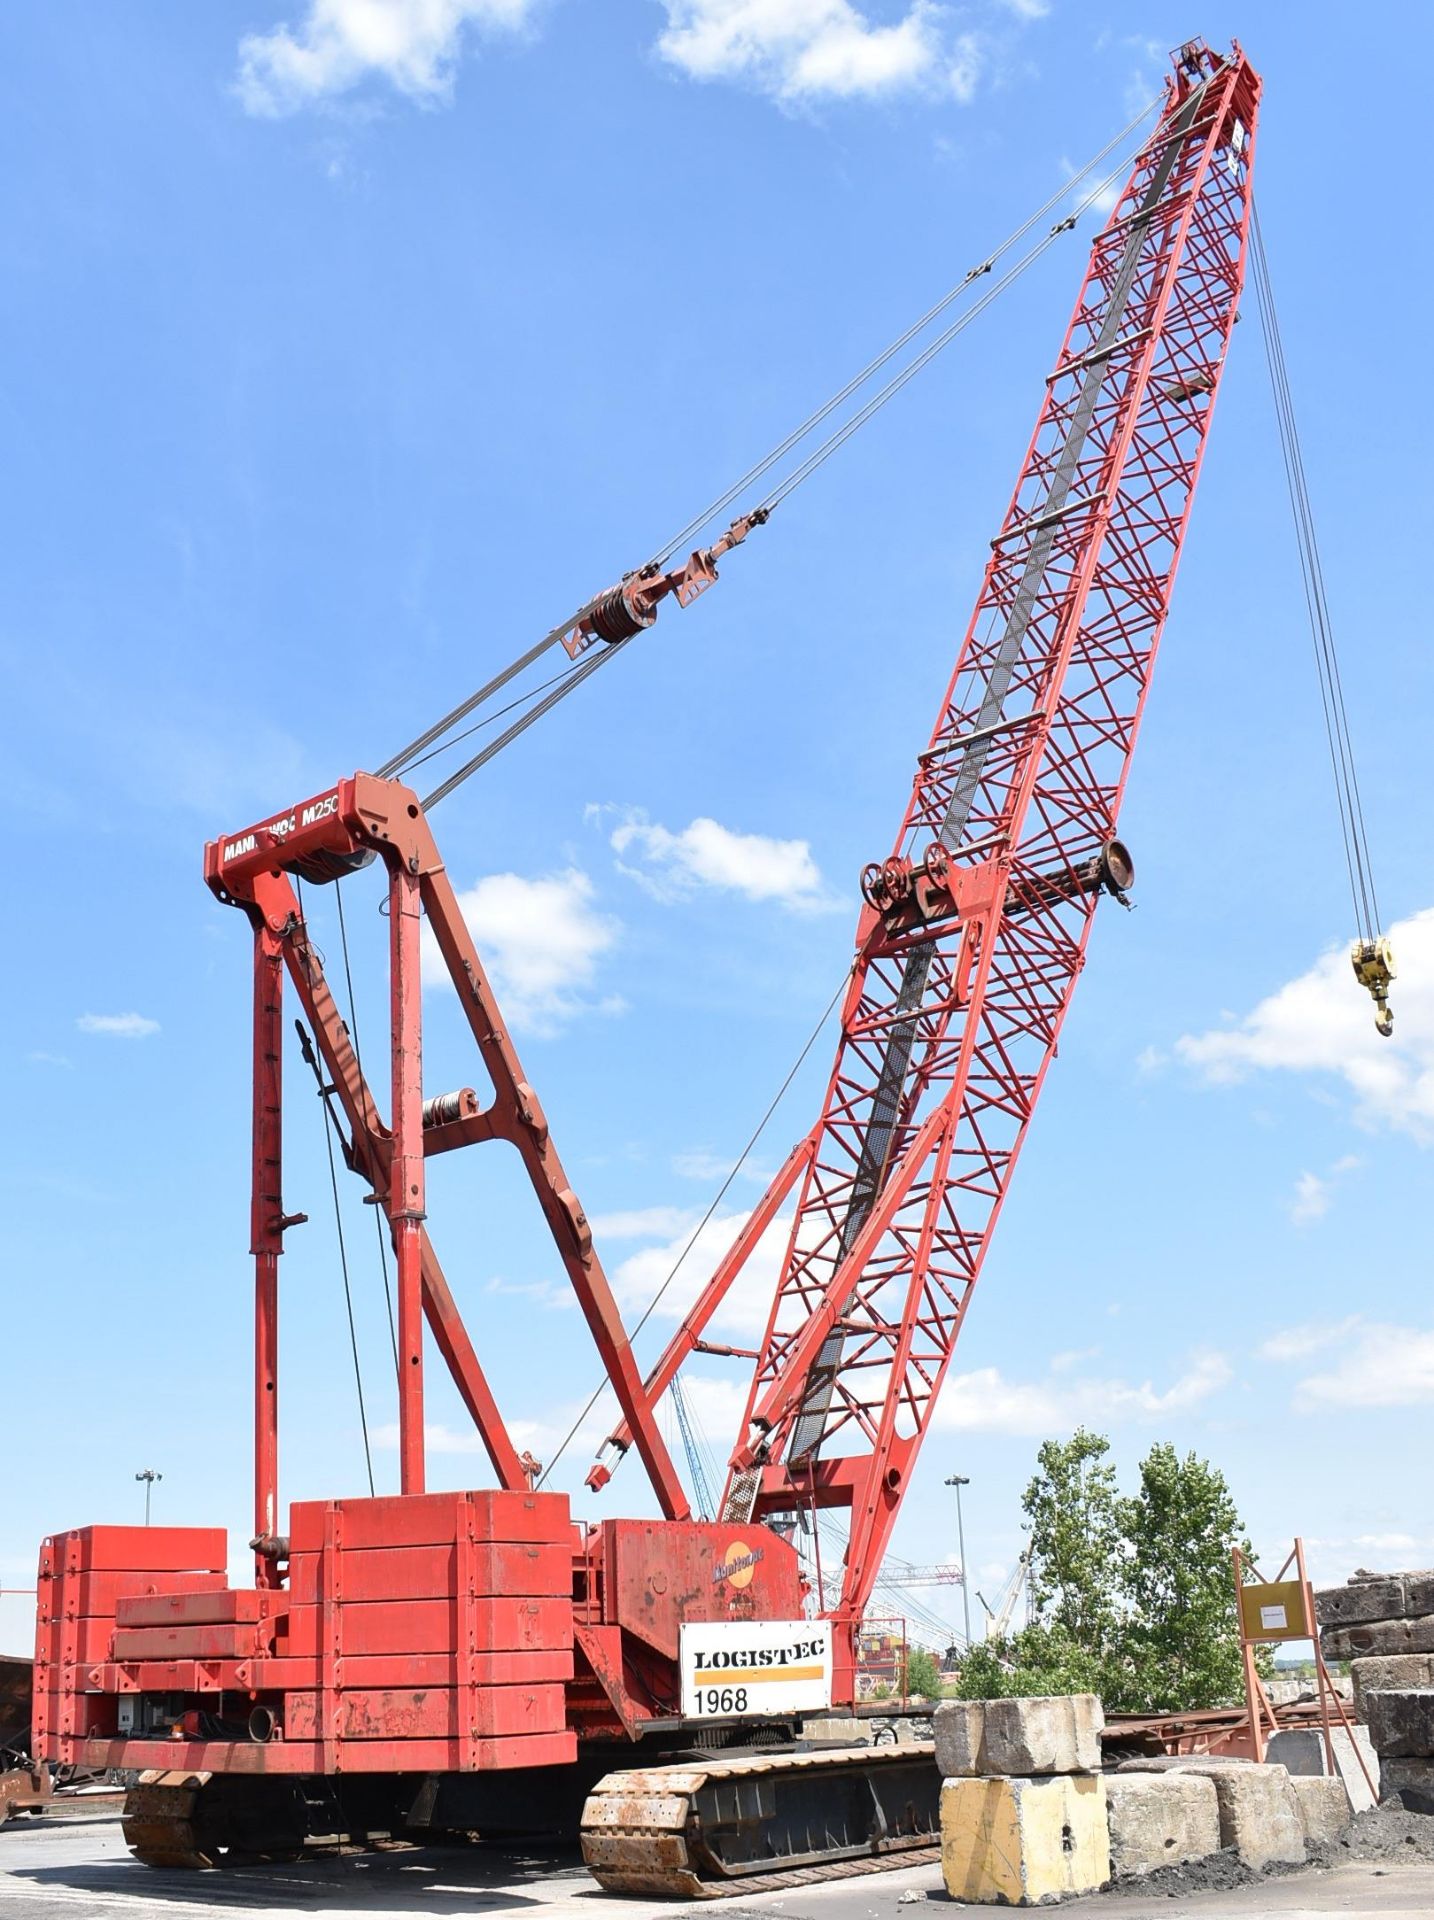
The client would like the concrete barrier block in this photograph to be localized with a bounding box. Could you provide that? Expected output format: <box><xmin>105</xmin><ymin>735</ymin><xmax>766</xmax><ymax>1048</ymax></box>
<box><xmin>1380</xmin><ymin>1756</ymin><xmax>1434</xmax><ymax>1815</ymax></box>
<box><xmin>1365</xmin><ymin>1688</ymin><xmax>1434</xmax><ymax>1758</ymax></box>
<box><xmin>1265</xmin><ymin>1730</ymin><xmax>1327</xmax><ymax>1777</ymax></box>
<box><xmin>1351</xmin><ymin>1655</ymin><xmax>1434</xmax><ymax>1720</ymax></box>
<box><xmin>1323</xmin><ymin>1614</ymin><xmax>1434</xmax><ymax>1661</ymax></box>
<box><xmin>1290</xmin><ymin>1775</ymin><xmax>1353</xmax><ymax>1847</ymax></box>
<box><xmin>983</xmin><ymin>1694</ymin><xmax>1104</xmax><ymax>1775</ymax></box>
<box><xmin>1104</xmin><ymin>1772</ymin><xmax>1219</xmax><ymax>1877</ymax></box>
<box><xmin>1115</xmin><ymin>1755</ymin><xmax>1251</xmax><ymax>1772</ymax></box>
<box><xmin>934</xmin><ymin>1694</ymin><xmax>1103</xmax><ymax>1776</ymax></box>
<box><xmin>1404</xmin><ymin>1574</ymin><xmax>1434</xmax><ymax>1616</ymax></box>
<box><xmin>1315</xmin><ymin>1577</ymin><xmax>1407</xmax><ymax>1627</ymax></box>
<box><xmin>941</xmin><ymin>1773</ymin><xmax>1109</xmax><ymax>1905</ymax></box>
<box><xmin>1165</xmin><ymin>1762</ymin><xmax>1305</xmax><ymax>1870</ymax></box>
<box><xmin>933</xmin><ymin>1700</ymin><xmax>987</xmax><ymax>1777</ymax></box>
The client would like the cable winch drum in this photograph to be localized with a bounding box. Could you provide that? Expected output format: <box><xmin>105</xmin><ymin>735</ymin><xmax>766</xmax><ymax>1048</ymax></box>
<box><xmin>588</xmin><ymin>580</ymin><xmax>656</xmax><ymax>645</ymax></box>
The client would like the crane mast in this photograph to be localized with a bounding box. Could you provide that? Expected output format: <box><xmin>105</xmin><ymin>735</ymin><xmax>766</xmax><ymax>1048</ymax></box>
<box><xmin>596</xmin><ymin>41</ymin><xmax>1261</xmax><ymax>1700</ymax></box>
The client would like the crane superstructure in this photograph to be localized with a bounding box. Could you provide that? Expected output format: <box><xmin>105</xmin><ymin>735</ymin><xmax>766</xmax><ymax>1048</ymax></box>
<box><xmin>34</xmin><ymin>40</ymin><xmax>1260</xmax><ymax>1896</ymax></box>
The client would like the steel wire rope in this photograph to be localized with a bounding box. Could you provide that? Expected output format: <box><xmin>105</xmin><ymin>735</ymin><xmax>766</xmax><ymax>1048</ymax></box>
<box><xmin>380</xmin><ymin>102</ymin><xmax>1161</xmax><ymax>801</ymax></box>
<box><xmin>536</xmin><ymin>961</ymin><xmax>854</xmax><ymax>1490</ymax></box>
<box><xmin>414</xmin><ymin>150</ymin><xmax>1139</xmax><ymax>811</ymax></box>
<box><xmin>295</xmin><ymin>880</ymin><xmax>376</xmax><ymax>1494</ymax></box>
<box><xmin>1249</xmin><ymin>202</ymin><xmax>1383</xmax><ymax>944</ymax></box>
<box><xmin>333</xmin><ymin>880</ymin><xmax>400</xmax><ymax>1375</ymax></box>
<box><xmin>756</xmin><ymin>150</ymin><xmax>1142</xmax><ymax>515</ymax></box>
<box><xmin>646</xmin><ymin>96</ymin><xmax>1162</xmax><ymax>570</ymax></box>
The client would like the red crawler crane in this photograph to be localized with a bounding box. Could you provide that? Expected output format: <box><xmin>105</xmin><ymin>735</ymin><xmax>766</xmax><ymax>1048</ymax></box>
<box><xmin>34</xmin><ymin>40</ymin><xmax>1260</xmax><ymax>1896</ymax></box>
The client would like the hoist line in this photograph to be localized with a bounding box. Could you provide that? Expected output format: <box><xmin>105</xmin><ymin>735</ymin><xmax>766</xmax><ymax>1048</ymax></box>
<box><xmin>294</xmin><ymin>879</ymin><xmax>376</xmax><ymax>1495</ymax></box>
<box><xmin>414</xmin><ymin>146</ymin><xmax>1142</xmax><ymax>812</ymax></box>
<box><xmin>648</xmin><ymin>94</ymin><xmax>1162</xmax><ymax>569</ymax></box>
<box><xmin>421</xmin><ymin>640</ymin><xmax>624</xmax><ymax>810</ymax></box>
<box><xmin>380</xmin><ymin>101</ymin><xmax>1162</xmax><ymax>802</ymax></box>
<box><xmin>1249</xmin><ymin>203</ymin><xmax>1382</xmax><ymax>945</ymax></box>
<box><xmin>398</xmin><ymin>657</ymin><xmax>592</xmax><ymax>777</ymax></box>
<box><xmin>757</xmin><ymin>145</ymin><xmax>1146</xmax><ymax>517</ymax></box>
<box><xmin>316</xmin><ymin>1078</ymin><xmax>377</xmax><ymax>1498</ymax></box>
<box><xmin>536</xmin><ymin>959</ymin><xmax>854</xmax><ymax>1490</ymax></box>
<box><xmin>334</xmin><ymin>880</ymin><xmax>400</xmax><ymax>1374</ymax></box>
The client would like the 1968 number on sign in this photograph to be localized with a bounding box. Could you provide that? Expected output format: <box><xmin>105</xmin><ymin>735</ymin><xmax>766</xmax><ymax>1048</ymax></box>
<box><xmin>679</xmin><ymin>1619</ymin><xmax>833</xmax><ymax>1718</ymax></box>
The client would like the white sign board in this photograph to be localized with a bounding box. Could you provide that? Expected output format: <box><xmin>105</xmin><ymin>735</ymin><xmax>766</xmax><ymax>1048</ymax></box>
<box><xmin>679</xmin><ymin>1619</ymin><xmax>833</xmax><ymax>1718</ymax></box>
<box><xmin>1260</xmin><ymin>1603</ymin><xmax>1288</xmax><ymax>1632</ymax></box>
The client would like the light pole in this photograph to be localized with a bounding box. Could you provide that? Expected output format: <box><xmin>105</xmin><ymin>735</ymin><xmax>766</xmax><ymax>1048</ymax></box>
<box><xmin>135</xmin><ymin>1469</ymin><xmax>162</xmax><ymax>1526</ymax></box>
<box><xmin>944</xmin><ymin>1474</ymin><xmax>973</xmax><ymax>1649</ymax></box>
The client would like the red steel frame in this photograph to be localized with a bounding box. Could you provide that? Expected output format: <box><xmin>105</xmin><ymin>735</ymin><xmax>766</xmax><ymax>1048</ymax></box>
<box><xmin>36</xmin><ymin>42</ymin><xmax>1262</xmax><ymax>1772</ymax></box>
<box><xmin>594</xmin><ymin>41</ymin><xmax>1260</xmax><ymax>1701</ymax></box>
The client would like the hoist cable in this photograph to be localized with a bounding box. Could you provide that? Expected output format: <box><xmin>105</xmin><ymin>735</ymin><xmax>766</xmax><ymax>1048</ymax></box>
<box><xmin>421</xmin><ymin>641</ymin><xmax>624</xmax><ymax>810</ymax></box>
<box><xmin>399</xmin><ymin>657</ymin><xmax>593</xmax><ymax>776</ymax></box>
<box><xmin>316</xmin><ymin>1076</ymin><xmax>377</xmax><ymax>1497</ymax></box>
<box><xmin>647</xmin><ymin>96</ymin><xmax>1161</xmax><ymax>569</ymax></box>
<box><xmin>335</xmin><ymin>881</ymin><xmax>399</xmax><ymax>1374</ymax></box>
<box><xmin>536</xmin><ymin>960</ymin><xmax>853</xmax><ymax>1490</ymax></box>
<box><xmin>382</xmin><ymin>101</ymin><xmax>1162</xmax><ymax>800</ymax></box>
<box><xmin>293</xmin><ymin>881</ymin><xmax>376</xmax><ymax>1495</ymax></box>
<box><xmin>414</xmin><ymin>151</ymin><xmax>1135</xmax><ymax>812</ymax></box>
<box><xmin>1249</xmin><ymin>203</ymin><xmax>1382</xmax><ymax>944</ymax></box>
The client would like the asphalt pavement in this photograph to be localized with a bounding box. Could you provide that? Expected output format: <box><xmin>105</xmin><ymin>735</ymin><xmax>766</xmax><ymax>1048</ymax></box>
<box><xmin>2</xmin><ymin>1811</ymin><xmax>1433</xmax><ymax>1920</ymax></box>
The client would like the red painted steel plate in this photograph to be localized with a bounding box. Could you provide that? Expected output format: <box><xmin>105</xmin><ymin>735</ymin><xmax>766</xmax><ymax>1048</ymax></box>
<box><xmin>115</xmin><ymin>1588</ymin><xmax>272</xmax><ymax>1628</ymax></box>
<box><xmin>45</xmin><ymin>1527</ymin><xmax>226</xmax><ymax>1573</ymax></box>
<box><xmin>110</xmin><ymin>1622</ymin><xmax>272</xmax><ymax>1661</ymax></box>
<box><xmin>288</xmin><ymin>1541</ymin><xmax>569</xmax><ymax>1603</ymax></box>
<box><xmin>285</xmin><ymin>1597</ymin><xmax>570</xmax><ymax>1657</ymax></box>
<box><xmin>72</xmin><ymin>1728</ymin><xmax>577</xmax><ymax>1774</ymax></box>
<box><xmin>289</xmin><ymin>1489</ymin><xmax>569</xmax><ymax>1553</ymax></box>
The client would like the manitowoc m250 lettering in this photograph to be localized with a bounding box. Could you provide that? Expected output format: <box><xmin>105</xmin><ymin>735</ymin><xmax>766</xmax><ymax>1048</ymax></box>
<box><xmin>35</xmin><ymin>41</ymin><xmax>1261</xmax><ymax>1895</ymax></box>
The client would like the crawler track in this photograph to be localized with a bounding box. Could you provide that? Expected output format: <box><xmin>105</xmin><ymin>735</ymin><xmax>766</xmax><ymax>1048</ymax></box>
<box><xmin>580</xmin><ymin>1743</ymin><xmax>941</xmax><ymax>1898</ymax></box>
<box><xmin>122</xmin><ymin>1771</ymin><xmax>308</xmax><ymax>1868</ymax></box>
<box><xmin>122</xmin><ymin>1774</ymin><xmax>219</xmax><ymax>1868</ymax></box>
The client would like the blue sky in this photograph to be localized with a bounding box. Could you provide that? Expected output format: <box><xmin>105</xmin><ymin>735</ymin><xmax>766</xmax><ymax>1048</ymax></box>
<box><xmin>4</xmin><ymin>1</ymin><xmax>1431</xmax><ymax>1659</ymax></box>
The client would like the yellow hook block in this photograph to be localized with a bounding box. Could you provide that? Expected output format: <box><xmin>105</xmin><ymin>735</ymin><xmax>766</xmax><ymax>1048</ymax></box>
<box><xmin>1351</xmin><ymin>936</ymin><xmax>1396</xmax><ymax>1038</ymax></box>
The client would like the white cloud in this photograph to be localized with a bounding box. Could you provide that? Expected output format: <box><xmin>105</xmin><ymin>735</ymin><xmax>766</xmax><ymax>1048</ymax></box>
<box><xmin>1260</xmin><ymin>1316</ymin><xmax>1360</xmax><ymax>1363</ymax></box>
<box><xmin>424</xmin><ymin>866</ymin><xmax>621</xmax><ymax>1037</ymax></box>
<box><xmin>610</xmin><ymin>1207</ymin><xmax>791</xmax><ymax>1341</ymax></box>
<box><xmin>655</xmin><ymin>0</ymin><xmax>983</xmax><ymax>106</ymax></box>
<box><xmin>236</xmin><ymin>0</ymin><xmax>540</xmax><ymax>116</ymax></box>
<box><xmin>605</xmin><ymin>807</ymin><xmax>836</xmax><ymax>912</ymax></box>
<box><xmin>932</xmin><ymin>1349</ymin><xmax>1232</xmax><ymax>1437</ymax></box>
<box><xmin>1287</xmin><ymin>1153</ymin><xmax>1361</xmax><ymax>1227</ymax></box>
<box><xmin>76</xmin><ymin>1012</ymin><xmax>160</xmax><ymax>1039</ymax></box>
<box><xmin>1289</xmin><ymin>1170</ymin><xmax>1330</xmax><ymax>1226</ymax></box>
<box><xmin>1266</xmin><ymin>1319</ymin><xmax>1434</xmax><ymax>1413</ymax></box>
<box><xmin>1174</xmin><ymin>906</ymin><xmax>1434</xmax><ymax>1145</ymax></box>
<box><xmin>589</xmin><ymin>1204</ymin><xmax>697</xmax><ymax>1242</ymax></box>
<box><xmin>1061</xmin><ymin>152</ymin><xmax>1121</xmax><ymax>220</ymax></box>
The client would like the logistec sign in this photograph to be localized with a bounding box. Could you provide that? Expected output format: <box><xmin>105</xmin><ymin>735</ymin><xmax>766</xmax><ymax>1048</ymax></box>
<box><xmin>679</xmin><ymin>1619</ymin><xmax>833</xmax><ymax>1718</ymax></box>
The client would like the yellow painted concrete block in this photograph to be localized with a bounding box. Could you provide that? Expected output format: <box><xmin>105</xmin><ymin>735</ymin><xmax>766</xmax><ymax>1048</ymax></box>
<box><xmin>941</xmin><ymin>1773</ymin><xmax>1110</xmax><ymax>1906</ymax></box>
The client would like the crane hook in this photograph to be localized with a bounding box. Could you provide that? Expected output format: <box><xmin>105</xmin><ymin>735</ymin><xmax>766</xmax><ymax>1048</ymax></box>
<box><xmin>1350</xmin><ymin>936</ymin><xmax>1396</xmax><ymax>1038</ymax></box>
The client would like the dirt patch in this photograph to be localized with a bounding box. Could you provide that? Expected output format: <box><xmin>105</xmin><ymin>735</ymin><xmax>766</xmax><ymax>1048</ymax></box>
<box><xmin>1307</xmin><ymin>1804</ymin><xmax>1434</xmax><ymax>1866</ymax></box>
<box><xmin>1105</xmin><ymin>1806</ymin><xmax>1434</xmax><ymax>1898</ymax></box>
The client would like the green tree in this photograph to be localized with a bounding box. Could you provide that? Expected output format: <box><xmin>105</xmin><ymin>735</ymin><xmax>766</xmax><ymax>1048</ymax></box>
<box><xmin>951</xmin><ymin>1430</ymin><xmax>1261</xmax><ymax>1715</ymax></box>
<box><xmin>903</xmin><ymin>1647</ymin><xmax>944</xmax><ymax>1699</ymax></box>
<box><xmin>1116</xmin><ymin>1442</ymin><xmax>1253</xmax><ymax>1712</ymax></box>
<box><xmin>949</xmin><ymin>1623</ymin><xmax>1105</xmax><ymax>1701</ymax></box>
<box><xmin>1021</xmin><ymin>1427</ymin><xmax>1123</xmax><ymax>1658</ymax></box>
